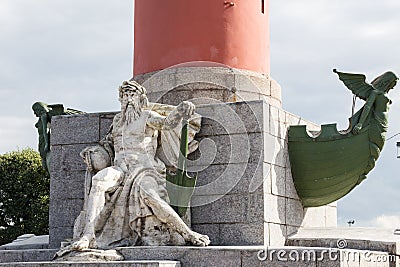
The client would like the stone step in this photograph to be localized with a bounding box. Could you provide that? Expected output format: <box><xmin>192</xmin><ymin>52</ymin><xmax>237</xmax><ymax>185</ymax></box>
<box><xmin>0</xmin><ymin>246</ymin><xmax>394</xmax><ymax>266</ymax></box>
<box><xmin>0</xmin><ymin>249</ymin><xmax>57</xmax><ymax>263</ymax></box>
<box><xmin>0</xmin><ymin>260</ymin><xmax>181</xmax><ymax>267</ymax></box>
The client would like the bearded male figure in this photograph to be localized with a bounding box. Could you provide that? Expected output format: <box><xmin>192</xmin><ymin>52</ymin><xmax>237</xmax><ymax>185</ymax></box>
<box><xmin>70</xmin><ymin>80</ymin><xmax>210</xmax><ymax>250</ymax></box>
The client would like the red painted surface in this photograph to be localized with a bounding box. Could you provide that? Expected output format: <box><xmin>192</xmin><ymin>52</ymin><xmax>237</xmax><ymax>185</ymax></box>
<box><xmin>134</xmin><ymin>0</ymin><xmax>270</xmax><ymax>75</ymax></box>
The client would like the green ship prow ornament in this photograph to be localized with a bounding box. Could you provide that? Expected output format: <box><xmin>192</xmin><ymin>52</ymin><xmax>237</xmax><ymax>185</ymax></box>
<box><xmin>288</xmin><ymin>69</ymin><xmax>398</xmax><ymax>207</ymax></box>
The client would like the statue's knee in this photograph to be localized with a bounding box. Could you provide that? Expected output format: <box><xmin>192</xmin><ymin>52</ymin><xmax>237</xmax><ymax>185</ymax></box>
<box><xmin>92</xmin><ymin>167</ymin><xmax>121</xmax><ymax>183</ymax></box>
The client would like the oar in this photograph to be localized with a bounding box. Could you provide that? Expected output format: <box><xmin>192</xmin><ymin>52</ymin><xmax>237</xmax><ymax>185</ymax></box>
<box><xmin>166</xmin><ymin>117</ymin><xmax>198</xmax><ymax>217</ymax></box>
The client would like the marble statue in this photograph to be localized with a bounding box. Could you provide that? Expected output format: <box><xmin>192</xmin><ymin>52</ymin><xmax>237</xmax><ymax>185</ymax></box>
<box><xmin>58</xmin><ymin>80</ymin><xmax>209</xmax><ymax>259</ymax></box>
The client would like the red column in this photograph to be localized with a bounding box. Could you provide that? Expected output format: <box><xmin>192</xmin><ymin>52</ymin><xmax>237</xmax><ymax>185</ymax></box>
<box><xmin>134</xmin><ymin>0</ymin><xmax>270</xmax><ymax>75</ymax></box>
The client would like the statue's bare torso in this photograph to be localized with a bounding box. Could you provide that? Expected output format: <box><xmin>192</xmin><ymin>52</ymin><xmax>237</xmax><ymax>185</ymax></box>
<box><xmin>113</xmin><ymin>111</ymin><xmax>162</xmax><ymax>172</ymax></box>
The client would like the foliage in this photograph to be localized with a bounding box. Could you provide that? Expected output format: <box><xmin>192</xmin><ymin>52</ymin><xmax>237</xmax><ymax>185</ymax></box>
<box><xmin>0</xmin><ymin>148</ymin><xmax>50</xmax><ymax>245</ymax></box>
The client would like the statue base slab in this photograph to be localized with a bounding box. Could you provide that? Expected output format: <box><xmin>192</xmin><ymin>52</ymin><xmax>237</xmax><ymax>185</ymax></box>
<box><xmin>0</xmin><ymin>245</ymin><xmax>394</xmax><ymax>266</ymax></box>
<box><xmin>53</xmin><ymin>248</ymin><xmax>123</xmax><ymax>262</ymax></box>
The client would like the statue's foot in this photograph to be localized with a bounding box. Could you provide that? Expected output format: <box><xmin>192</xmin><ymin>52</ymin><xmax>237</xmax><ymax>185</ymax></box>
<box><xmin>71</xmin><ymin>235</ymin><xmax>96</xmax><ymax>251</ymax></box>
<box><xmin>187</xmin><ymin>231</ymin><xmax>210</xmax><ymax>247</ymax></box>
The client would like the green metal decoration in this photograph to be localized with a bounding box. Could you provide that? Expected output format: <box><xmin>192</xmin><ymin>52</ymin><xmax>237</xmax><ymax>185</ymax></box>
<box><xmin>288</xmin><ymin>69</ymin><xmax>398</xmax><ymax>207</ymax></box>
<box><xmin>32</xmin><ymin>102</ymin><xmax>85</xmax><ymax>173</ymax></box>
<box><xmin>166</xmin><ymin>118</ymin><xmax>198</xmax><ymax>217</ymax></box>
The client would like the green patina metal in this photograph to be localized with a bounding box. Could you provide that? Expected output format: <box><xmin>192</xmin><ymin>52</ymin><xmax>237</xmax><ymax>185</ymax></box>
<box><xmin>32</xmin><ymin>102</ymin><xmax>85</xmax><ymax>173</ymax></box>
<box><xmin>288</xmin><ymin>69</ymin><xmax>398</xmax><ymax>207</ymax></box>
<box><xmin>166</xmin><ymin>119</ymin><xmax>198</xmax><ymax>217</ymax></box>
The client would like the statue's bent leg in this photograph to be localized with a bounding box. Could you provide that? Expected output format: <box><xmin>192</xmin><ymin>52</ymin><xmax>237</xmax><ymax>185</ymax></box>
<box><xmin>139</xmin><ymin>176</ymin><xmax>210</xmax><ymax>246</ymax></box>
<box><xmin>72</xmin><ymin>167</ymin><xmax>123</xmax><ymax>250</ymax></box>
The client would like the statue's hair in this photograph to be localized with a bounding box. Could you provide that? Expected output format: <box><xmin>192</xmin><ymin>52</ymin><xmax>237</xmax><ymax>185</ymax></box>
<box><xmin>32</xmin><ymin>102</ymin><xmax>50</xmax><ymax>115</ymax></box>
<box><xmin>371</xmin><ymin>71</ymin><xmax>398</xmax><ymax>92</ymax></box>
<box><xmin>118</xmin><ymin>80</ymin><xmax>148</xmax><ymax>108</ymax></box>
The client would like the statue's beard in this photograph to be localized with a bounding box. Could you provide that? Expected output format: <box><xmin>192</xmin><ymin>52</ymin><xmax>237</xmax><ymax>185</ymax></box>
<box><xmin>121</xmin><ymin>102</ymin><xmax>142</xmax><ymax>125</ymax></box>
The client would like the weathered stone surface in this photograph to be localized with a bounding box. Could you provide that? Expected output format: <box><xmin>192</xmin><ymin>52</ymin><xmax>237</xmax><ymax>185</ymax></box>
<box><xmin>240</xmin><ymin>250</ymin><xmax>284</xmax><ymax>267</ymax></box>
<box><xmin>325</xmin><ymin>207</ymin><xmax>338</xmax><ymax>227</ymax></box>
<box><xmin>49</xmin><ymin>145</ymin><xmax>63</xmax><ymax>175</ymax></box>
<box><xmin>161</xmin><ymin>87</ymin><xmax>223</xmax><ymax>106</ymax></box>
<box><xmin>264</xmin><ymin>133</ymin><xmax>286</xmax><ymax>167</ymax></box>
<box><xmin>51</xmin><ymin>114</ymin><xmax>100</xmax><ymax>145</ymax></box>
<box><xmin>0</xmin><ymin>260</ymin><xmax>182</xmax><ymax>267</ymax></box>
<box><xmin>286</xmin><ymin>198</ymin><xmax>305</xmax><ymax>227</ymax></box>
<box><xmin>264</xmin><ymin>194</ymin><xmax>286</xmax><ymax>225</ymax></box>
<box><xmin>193</xmin><ymin>162</ymin><xmax>265</xmax><ymax>196</ymax></box>
<box><xmin>0</xmin><ymin>235</ymin><xmax>49</xmax><ymax>251</ymax></box>
<box><xmin>118</xmin><ymin>246</ymin><xmax>244</xmax><ymax>267</ymax></box>
<box><xmin>191</xmin><ymin>224</ymin><xmax>221</xmax><ymax>245</ymax></box>
<box><xmin>189</xmin><ymin>133</ymin><xmax>258</xmax><ymax>166</ymax></box>
<box><xmin>0</xmin><ymin>250</ymin><xmax>23</xmax><ymax>263</ymax></box>
<box><xmin>285</xmin><ymin>167</ymin><xmax>300</xmax><ymax>200</ymax></box>
<box><xmin>232</xmin><ymin>91</ymin><xmax>261</xmax><ymax>102</ymax></box>
<box><xmin>195</xmin><ymin>100</ymin><xmax>268</xmax><ymax>137</ymax></box>
<box><xmin>287</xmin><ymin>226</ymin><xmax>300</xmax><ymax>238</ymax></box>
<box><xmin>219</xmin><ymin>222</ymin><xmax>264</xmax><ymax>246</ymax></box>
<box><xmin>50</xmin><ymin>170</ymin><xmax>86</xmax><ymax>199</ymax></box>
<box><xmin>288</xmin><ymin>228</ymin><xmax>400</xmax><ymax>253</ymax></box>
<box><xmin>270</xmin><ymin>164</ymin><xmax>286</xmax><ymax>197</ymax></box>
<box><xmin>302</xmin><ymin>207</ymin><xmax>327</xmax><ymax>228</ymax></box>
<box><xmin>49</xmin><ymin>198</ymin><xmax>83</xmax><ymax>228</ymax></box>
<box><xmin>2</xmin><ymin>246</ymin><xmax>391</xmax><ymax>267</ymax></box>
<box><xmin>267</xmin><ymin>223</ymin><xmax>286</xmax><ymax>246</ymax></box>
<box><xmin>264</xmin><ymin>97</ymin><xmax>282</xmax><ymax>109</ymax></box>
<box><xmin>0</xmin><ymin>249</ymin><xmax>57</xmax><ymax>263</ymax></box>
<box><xmin>262</xmin><ymin>164</ymin><xmax>273</xmax><ymax>195</ymax></box>
<box><xmin>270</xmin><ymin>79</ymin><xmax>282</xmax><ymax>105</ymax></box>
<box><xmin>191</xmin><ymin>193</ymin><xmax>263</xmax><ymax>225</ymax></box>
<box><xmin>53</xmin><ymin>143</ymin><xmax>94</xmax><ymax>172</ymax></box>
<box><xmin>134</xmin><ymin>66</ymin><xmax>282</xmax><ymax>108</ymax></box>
<box><xmin>146</xmin><ymin>92</ymin><xmax>166</xmax><ymax>104</ymax></box>
<box><xmin>99</xmin><ymin>113</ymin><xmax>116</xmax><ymax>138</ymax></box>
<box><xmin>49</xmin><ymin>227</ymin><xmax>74</xmax><ymax>249</ymax></box>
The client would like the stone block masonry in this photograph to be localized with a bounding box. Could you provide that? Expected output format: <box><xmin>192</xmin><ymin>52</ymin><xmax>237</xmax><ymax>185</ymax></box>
<box><xmin>49</xmin><ymin>100</ymin><xmax>336</xmax><ymax>248</ymax></box>
<box><xmin>134</xmin><ymin>67</ymin><xmax>282</xmax><ymax>108</ymax></box>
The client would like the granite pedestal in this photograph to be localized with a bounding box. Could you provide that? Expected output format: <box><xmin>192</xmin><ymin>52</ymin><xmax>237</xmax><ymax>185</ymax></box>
<box><xmin>48</xmin><ymin>100</ymin><xmax>336</xmax><ymax>249</ymax></box>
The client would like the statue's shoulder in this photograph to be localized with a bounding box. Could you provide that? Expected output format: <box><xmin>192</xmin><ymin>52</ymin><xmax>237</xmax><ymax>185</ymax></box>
<box><xmin>113</xmin><ymin>112</ymin><xmax>122</xmax><ymax>122</ymax></box>
<box><xmin>110</xmin><ymin>113</ymin><xmax>122</xmax><ymax>129</ymax></box>
<box><xmin>142</xmin><ymin>109</ymin><xmax>155</xmax><ymax>117</ymax></box>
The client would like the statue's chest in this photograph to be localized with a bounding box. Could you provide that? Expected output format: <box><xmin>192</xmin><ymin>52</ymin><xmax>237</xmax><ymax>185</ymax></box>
<box><xmin>112</xmin><ymin>115</ymin><xmax>155</xmax><ymax>149</ymax></box>
<box><xmin>114</xmin><ymin>114</ymin><xmax>147</xmax><ymax>134</ymax></box>
<box><xmin>374</xmin><ymin>96</ymin><xmax>390</xmax><ymax>112</ymax></box>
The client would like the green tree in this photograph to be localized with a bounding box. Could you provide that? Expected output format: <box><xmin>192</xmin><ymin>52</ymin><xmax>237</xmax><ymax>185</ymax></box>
<box><xmin>0</xmin><ymin>148</ymin><xmax>50</xmax><ymax>245</ymax></box>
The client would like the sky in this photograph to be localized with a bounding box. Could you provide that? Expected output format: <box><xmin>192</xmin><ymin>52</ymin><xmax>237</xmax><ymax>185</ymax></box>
<box><xmin>1</xmin><ymin>0</ymin><xmax>400</xmax><ymax>228</ymax></box>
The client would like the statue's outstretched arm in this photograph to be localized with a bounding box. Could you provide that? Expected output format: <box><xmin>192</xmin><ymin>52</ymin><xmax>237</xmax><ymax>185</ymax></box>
<box><xmin>148</xmin><ymin>101</ymin><xmax>195</xmax><ymax>130</ymax></box>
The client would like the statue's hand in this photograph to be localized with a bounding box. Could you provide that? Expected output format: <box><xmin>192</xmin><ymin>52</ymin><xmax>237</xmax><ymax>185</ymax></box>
<box><xmin>177</xmin><ymin>101</ymin><xmax>195</xmax><ymax>119</ymax></box>
<box><xmin>353</xmin><ymin>123</ymin><xmax>362</xmax><ymax>134</ymax></box>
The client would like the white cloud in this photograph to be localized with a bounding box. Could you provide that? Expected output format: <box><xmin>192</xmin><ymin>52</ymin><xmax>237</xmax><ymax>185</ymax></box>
<box><xmin>0</xmin><ymin>116</ymin><xmax>37</xmax><ymax>153</ymax></box>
